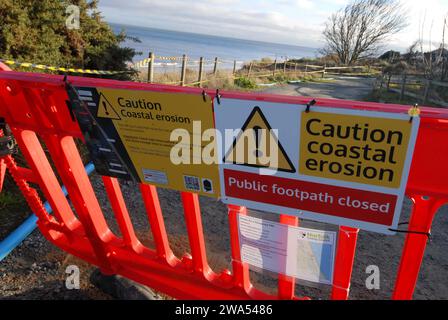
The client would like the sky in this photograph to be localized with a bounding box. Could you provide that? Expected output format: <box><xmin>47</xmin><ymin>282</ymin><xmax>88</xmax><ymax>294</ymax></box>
<box><xmin>99</xmin><ymin>0</ymin><xmax>448</xmax><ymax>52</ymax></box>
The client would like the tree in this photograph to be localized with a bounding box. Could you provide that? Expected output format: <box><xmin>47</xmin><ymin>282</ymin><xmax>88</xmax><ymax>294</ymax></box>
<box><xmin>0</xmin><ymin>0</ymin><xmax>138</xmax><ymax>79</ymax></box>
<box><xmin>322</xmin><ymin>0</ymin><xmax>407</xmax><ymax>65</ymax></box>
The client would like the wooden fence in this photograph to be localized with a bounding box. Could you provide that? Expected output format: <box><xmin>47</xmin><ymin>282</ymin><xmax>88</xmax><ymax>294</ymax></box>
<box><xmin>375</xmin><ymin>73</ymin><xmax>448</xmax><ymax>107</ymax></box>
<box><xmin>132</xmin><ymin>52</ymin><xmax>378</xmax><ymax>87</ymax></box>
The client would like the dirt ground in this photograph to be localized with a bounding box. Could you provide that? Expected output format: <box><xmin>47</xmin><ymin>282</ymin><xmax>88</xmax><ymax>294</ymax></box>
<box><xmin>1</xmin><ymin>75</ymin><xmax>447</xmax><ymax>300</ymax></box>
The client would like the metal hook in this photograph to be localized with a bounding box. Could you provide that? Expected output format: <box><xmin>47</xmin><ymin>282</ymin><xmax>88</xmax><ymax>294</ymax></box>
<box><xmin>202</xmin><ymin>90</ymin><xmax>208</xmax><ymax>102</ymax></box>
<box><xmin>408</xmin><ymin>103</ymin><xmax>420</xmax><ymax>123</ymax></box>
<box><xmin>215</xmin><ymin>89</ymin><xmax>221</xmax><ymax>105</ymax></box>
<box><xmin>305</xmin><ymin>99</ymin><xmax>316</xmax><ymax>113</ymax></box>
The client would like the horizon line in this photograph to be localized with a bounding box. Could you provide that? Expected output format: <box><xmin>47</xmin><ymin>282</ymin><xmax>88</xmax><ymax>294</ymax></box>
<box><xmin>107</xmin><ymin>20</ymin><xmax>321</xmax><ymax>51</ymax></box>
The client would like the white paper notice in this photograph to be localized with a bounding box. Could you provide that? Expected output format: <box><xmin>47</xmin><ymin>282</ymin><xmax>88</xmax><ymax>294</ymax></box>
<box><xmin>238</xmin><ymin>215</ymin><xmax>337</xmax><ymax>285</ymax></box>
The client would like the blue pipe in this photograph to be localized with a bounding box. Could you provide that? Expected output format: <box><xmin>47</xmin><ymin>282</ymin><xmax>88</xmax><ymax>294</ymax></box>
<box><xmin>0</xmin><ymin>162</ymin><xmax>95</xmax><ymax>261</ymax></box>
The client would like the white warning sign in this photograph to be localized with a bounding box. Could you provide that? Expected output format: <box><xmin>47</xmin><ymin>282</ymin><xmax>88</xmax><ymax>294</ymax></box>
<box><xmin>238</xmin><ymin>214</ymin><xmax>337</xmax><ymax>285</ymax></box>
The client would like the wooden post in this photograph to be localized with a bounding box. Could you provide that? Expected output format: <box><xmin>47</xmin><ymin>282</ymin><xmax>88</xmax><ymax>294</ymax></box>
<box><xmin>378</xmin><ymin>75</ymin><xmax>384</xmax><ymax>100</ymax></box>
<box><xmin>198</xmin><ymin>57</ymin><xmax>204</xmax><ymax>88</ymax></box>
<box><xmin>294</xmin><ymin>63</ymin><xmax>297</xmax><ymax>73</ymax></box>
<box><xmin>147</xmin><ymin>51</ymin><xmax>155</xmax><ymax>83</ymax></box>
<box><xmin>213</xmin><ymin>57</ymin><xmax>218</xmax><ymax>75</ymax></box>
<box><xmin>283</xmin><ymin>60</ymin><xmax>287</xmax><ymax>74</ymax></box>
<box><xmin>232</xmin><ymin>60</ymin><xmax>237</xmax><ymax>75</ymax></box>
<box><xmin>273</xmin><ymin>59</ymin><xmax>277</xmax><ymax>77</ymax></box>
<box><xmin>386</xmin><ymin>74</ymin><xmax>392</xmax><ymax>90</ymax></box>
<box><xmin>399</xmin><ymin>73</ymin><xmax>407</xmax><ymax>101</ymax></box>
<box><xmin>322</xmin><ymin>64</ymin><xmax>326</xmax><ymax>78</ymax></box>
<box><xmin>180</xmin><ymin>54</ymin><xmax>187</xmax><ymax>86</ymax></box>
<box><xmin>423</xmin><ymin>79</ymin><xmax>431</xmax><ymax>104</ymax></box>
<box><xmin>247</xmin><ymin>62</ymin><xmax>253</xmax><ymax>78</ymax></box>
<box><xmin>305</xmin><ymin>65</ymin><xmax>308</xmax><ymax>73</ymax></box>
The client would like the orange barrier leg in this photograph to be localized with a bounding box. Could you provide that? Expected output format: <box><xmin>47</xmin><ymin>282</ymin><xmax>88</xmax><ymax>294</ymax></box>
<box><xmin>392</xmin><ymin>195</ymin><xmax>445</xmax><ymax>299</ymax></box>
<box><xmin>331</xmin><ymin>226</ymin><xmax>359</xmax><ymax>300</ymax></box>
<box><xmin>181</xmin><ymin>192</ymin><xmax>210</xmax><ymax>276</ymax></box>
<box><xmin>140</xmin><ymin>184</ymin><xmax>175</xmax><ymax>263</ymax></box>
<box><xmin>102</xmin><ymin>176</ymin><xmax>141</xmax><ymax>252</ymax></box>
<box><xmin>227</xmin><ymin>205</ymin><xmax>251</xmax><ymax>291</ymax></box>
<box><xmin>278</xmin><ymin>214</ymin><xmax>298</xmax><ymax>300</ymax></box>
<box><xmin>0</xmin><ymin>158</ymin><xmax>6</xmax><ymax>192</ymax></box>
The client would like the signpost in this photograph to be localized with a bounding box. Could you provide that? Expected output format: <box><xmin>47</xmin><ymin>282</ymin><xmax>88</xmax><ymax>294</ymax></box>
<box><xmin>215</xmin><ymin>98</ymin><xmax>420</xmax><ymax>234</ymax></box>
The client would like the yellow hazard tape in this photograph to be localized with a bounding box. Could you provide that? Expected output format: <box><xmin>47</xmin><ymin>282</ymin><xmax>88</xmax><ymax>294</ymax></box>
<box><xmin>156</xmin><ymin>56</ymin><xmax>182</xmax><ymax>61</ymax></box>
<box><xmin>132</xmin><ymin>57</ymin><xmax>152</xmax><ymax>68</ymax></box>
<box><xmin>0</xmin><ymin>59</ymin><xmax>133</xmax><ymax>75</ymax></box>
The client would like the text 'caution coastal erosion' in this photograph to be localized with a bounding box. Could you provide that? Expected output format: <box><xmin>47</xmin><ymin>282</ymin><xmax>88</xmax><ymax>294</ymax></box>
<box><xmin>216</xmin><ymin>98</ymin><xmax>420</xmax><ymax>234</ymax></box>
<box><xmin>74</xmin><ymin>87</ymin><xmax>220</xmax><ymax>197</ymax></box>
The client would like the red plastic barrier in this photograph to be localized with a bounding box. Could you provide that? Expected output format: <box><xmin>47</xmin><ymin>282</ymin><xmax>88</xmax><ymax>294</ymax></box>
<box><xmin>0</xmin><ymin>71</ymin><xmax>447</xmax><ymax>300</ymax></box>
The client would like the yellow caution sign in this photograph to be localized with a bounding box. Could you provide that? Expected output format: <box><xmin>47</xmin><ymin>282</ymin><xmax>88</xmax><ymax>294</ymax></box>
<box><xmin>224</xmin><ymin>107</ymin><xmax>296</xmax><ymax>173</ymax></box>
<box><xmin>299</xmin><ymin>111</ymin><xmax>413</xmax><ymax>188</ymax></box>
<box><xmin>97</xmin><ymin>93</ymin><xmax>121</xmax><ymax>120</ymax></box>
<box><xmin>74</xmin><ymin>87</ymin><xmax>220</xmax><ymax>197</ymax></box>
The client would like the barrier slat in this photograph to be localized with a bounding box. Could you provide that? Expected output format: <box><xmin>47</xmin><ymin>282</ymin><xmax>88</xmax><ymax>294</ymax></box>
<box><xmin>40</xmin><ymin>131</ymin><xmax>118</xmax><ymax>274</ymax></box>
<box><xmin>181</xmin><ymin>192</ymin><xmax>210</xmax><ymax>276</ymax></box>
<box><xmin>278</xmin><ymin>214</ymin><xmax>298</xmax><ymax>299</ymax></box>
<box><xmin>331</xmin><ymin>226</ymin><xmax>359</xmax><ymax>300</ymax></box>
<box><xmin>139</xmin><ymin>184</ymin><xmax>176</xmax><ymax>263</ymax></box>
<box><xmin>102</xmin><ymin>176</ymin><xmax>141</xmax><ymax>251</ymax></box>
<box><xmin>227</xmin><ymin>205</ymin><xmax>251</xmax><ymax>291</ymax></box>
<box><xmin>393</xmin><ymin>195</ymin><xmax>447</xmax><ymax>299</ymax></box>
<box><xmin>11</xmin><ymin>129</ymin><xmax>77</xmax><ymax>230</ymax></box>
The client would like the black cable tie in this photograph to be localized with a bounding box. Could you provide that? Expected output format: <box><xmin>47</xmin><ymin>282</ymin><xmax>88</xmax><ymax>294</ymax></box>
<box><xmin>215</xmin><ymin>89</ymin><xmax>221</xmax><ymax>105</ymax></box>
<box><xmin>409</xmin><ymin>103</ymin><xmax>420</xmax><ymax>123</ymax></box>
<box><xmin>202</xmin><ymin>90</ymin><xmax>208</xmax><ymax>102</ymax></box>
<box><xmin>388</xmin><ymin>228</ymin><xmax>432</xmax><ymax>241</ymax></box>
<box><xmin>306</xmin><ymin>99</ymin><xmax>316</xmax><ymax>113</ymax></box>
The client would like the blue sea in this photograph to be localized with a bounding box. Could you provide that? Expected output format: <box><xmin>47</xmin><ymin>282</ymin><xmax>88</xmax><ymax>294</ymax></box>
<box><xmin>111</xmin><ymin>23</ymin><xmax>319</xmax><ymax>70</ymax></box>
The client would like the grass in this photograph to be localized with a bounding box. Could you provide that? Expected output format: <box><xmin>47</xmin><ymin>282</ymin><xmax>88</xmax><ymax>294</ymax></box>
<box><xmin>234</xmin><ymin>77</ymin><xmax>258</xmax><ymax>89</ymax></box>
<box><xmin>0</xmin><ymin>173</ymin><xmax>30</xmax><ymax>239</ymax></box>
<box><xmin>364</xmin><ymin>88</ymin><xmax>425</xmax><ymax>106</ymax></box>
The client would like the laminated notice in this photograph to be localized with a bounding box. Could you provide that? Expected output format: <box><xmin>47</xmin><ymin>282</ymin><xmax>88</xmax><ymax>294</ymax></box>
<box><xmin>238</xmin><ymin>214</ymin><xmax>336</xmax><ymax>284</ymax></box>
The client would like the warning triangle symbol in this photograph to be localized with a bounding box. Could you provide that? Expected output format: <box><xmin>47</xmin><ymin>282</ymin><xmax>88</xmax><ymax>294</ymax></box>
<box><xmin>224</xmin><ymin>106</ymin><xmax>296</xmax><ymax>173</ymax></box>
<box><xmin>97</xmin><ymin>93</ymin><xmax>121</xmax><ymax>120</ymax></box>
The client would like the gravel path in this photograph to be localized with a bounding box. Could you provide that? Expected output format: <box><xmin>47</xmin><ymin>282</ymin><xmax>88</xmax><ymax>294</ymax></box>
<box><xmin>1</xmin><ymin>75</ymin><xmax>447</xmax><ymax>300</ymax></box>
<box><xmin>261</xmin><ymin>76</ymin><xmax>374</xmax><ymax>100</ymax></box>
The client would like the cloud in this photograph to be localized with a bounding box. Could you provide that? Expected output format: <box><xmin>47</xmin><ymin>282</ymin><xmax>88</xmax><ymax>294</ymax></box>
<box><xmin>98</xmin><ymin>0</ymin><xmax>448</xmax><ymax>52</ymax></box>
<box><xmin>99</xmin><ymin>0</ymin><xmax>326</xmax><ymax>47</ymax></box>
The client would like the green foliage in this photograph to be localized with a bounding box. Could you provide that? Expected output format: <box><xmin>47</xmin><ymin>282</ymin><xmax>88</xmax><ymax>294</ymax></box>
<box><xmin>234</xmin><ymin>77</ymin><xmax>258</xmax><ymax>89</ymax></box>
<box><xmin>267</xmin><ymin>74</ymin><xmax>289</xmax><ymax>83</ymax></box>
<box><xmin>0</xmin><ymin>191</ymin><xmax>23</xmax><ymax>210</ymax></box>
<box><xmin>0</xmin><ymin>0</ymin><xmax>138</xmax><ymax>79</ymax></box>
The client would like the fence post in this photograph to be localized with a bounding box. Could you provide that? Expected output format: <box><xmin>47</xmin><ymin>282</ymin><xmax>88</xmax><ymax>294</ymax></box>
<box><xmin>423</xmin><ymin>79</ymin><xmax>431</xmax><ymax>104</ymax></box>
<box><xmin>322</xmin><ymin>64</ymin><xmax>326</xmax><ymax>79</ymax></box>
<box><xmin>180</xmin><ymin>54</ymin><xmax>187</xmax><ymax>86</ymax></box>
<box><xmin>386</xmin><ymin>74</ymin><xmax>392</xmax><ymax>91</ymax></box>
<box><xmin>305</xmin><ymin>65</ymin><xmax>308</xmax><ymax>73</ymax></box>
<box><xmin>147</xmin><ymin>51</ymin><xmax>155</xmax><ymax>83</ymax></box>
<box><xmin>213</xmin><ymin>57</ymin><xmax>218</xmax><ymax>75</ymax></box>
<box><xmin>400</xmin><ymin>73</ymin><xmax>407</xmax><ymax>101</ymax></box>
<box><xmin>378</xmin><ymin>74</ymin><xmax>384</xmax><ymax>100</ymax></box>
<box><xmin>294</xmin><ymin>63</ymin><xmax>297</xmax><ymax>74</ymax></box>
<box><xmin>283</xmin><ymin>60</ymin><xmax>287</xmax><ymax>74</ymax></box>
<box><xmin>233</xmin><ymin>60</ymin><xmax>237</xmax><ymax>75</ymax></box>
<box><xmin>198</xmin><ymin>57</ymin><xmax>204</xmax><ymax>88</ymax></box>
<box><xmin>273</xmin><ymin>59</ymin><xmax>277</xmax><ymax>77</ymax></box>
<box><xmin>247</xmin><ymin>62</ymin><xmax>253</xmax><ymax>78</ymax></box>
